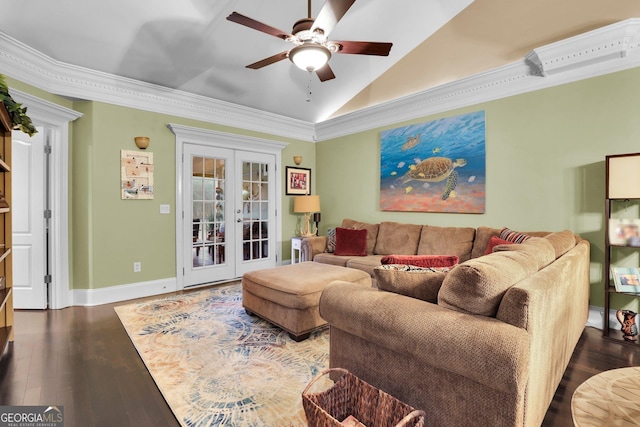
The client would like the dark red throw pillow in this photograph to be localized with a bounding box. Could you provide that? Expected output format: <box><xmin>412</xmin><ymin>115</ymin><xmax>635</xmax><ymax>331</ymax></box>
<box><xmin>484</xmin><ymin>236</ymin><xmax>515</xmax><ymax>255</ymax></box>
<box><xmin>381</xmin><ymin>254</ymin><xmax>459</xmax><ymax>268</ymax></box>
<box><xmin>334</xmin><ymin>227</ymin><xmax>368</xmax><ymax>256</ymax></box>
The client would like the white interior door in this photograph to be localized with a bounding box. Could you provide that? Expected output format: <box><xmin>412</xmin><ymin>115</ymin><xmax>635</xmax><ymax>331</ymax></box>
<box><xmin>12</xmin><ymin>128</ymin><xmax>46</xmax><ymax>309</ymax></box>
<box><xmin>182</xmin><ymin>144</ymin><xmax>277</xmax><ymax>287</ymax></box>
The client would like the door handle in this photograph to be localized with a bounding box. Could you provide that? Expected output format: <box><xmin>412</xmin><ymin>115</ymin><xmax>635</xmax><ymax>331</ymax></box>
<box><xmin>237</xmin><ymin>218</ymin><xmax>242</xmax><ymax>223</ymax></box>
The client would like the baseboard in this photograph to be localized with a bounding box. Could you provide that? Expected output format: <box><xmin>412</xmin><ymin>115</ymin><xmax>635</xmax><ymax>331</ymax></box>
<box><xmin>72</xmin><ymin>277</ymin><xmax>178</xmax><ymax>307</ymax></box>
<box><xmin>587</xmin><ymin>305</ymin><xmax>625</xmax><ymax>332</ymax></box>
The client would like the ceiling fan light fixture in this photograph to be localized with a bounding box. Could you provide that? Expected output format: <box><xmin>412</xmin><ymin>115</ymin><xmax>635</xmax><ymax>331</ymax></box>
<box><xmin>289</xmin><ymin>44</ymin><xmax>331</xmax><ymax>72</ymax></box>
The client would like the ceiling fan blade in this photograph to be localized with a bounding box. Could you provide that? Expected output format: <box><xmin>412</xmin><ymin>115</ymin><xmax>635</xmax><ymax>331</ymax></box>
<box><xmin>227</xmin><ymin>12</ymin><xmax>292</xmax><ymax>40</ymax></box>
<box><xmin>316</xmin><ymin>64</ymin><xmax>336</xmax><ymax>82</ymax></box>
<box><xmin>334</xmin><ymin>41</ymin><xmax>393</xmax><ymax>56</ymax></box>
<box><xmin>311</xmin><ymin>0</ymin><xmax>356</xmax><ymax>36</ymax></box>
<box><xmin>246</xmin><ymin>52</ymin><xmax>289</xmax><ymax>69</ymax></box>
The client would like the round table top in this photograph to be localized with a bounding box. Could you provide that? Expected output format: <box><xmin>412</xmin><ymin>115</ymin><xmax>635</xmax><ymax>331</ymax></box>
<box><xmin>571</xmin><ymin>366</ymin><xmax>640</xmax><ymax>426</ymax></box>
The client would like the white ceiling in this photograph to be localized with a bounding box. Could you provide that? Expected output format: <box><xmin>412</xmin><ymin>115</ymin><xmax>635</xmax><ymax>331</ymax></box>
<box><xmin>2</xmin><ymin>0</ymin><xmax>640</xmax><ymax>125</ymax></box>
<box><xmin>0</xmin><ymin>0</ymin><xmax>472</xmax><ymax>123</ymax></box>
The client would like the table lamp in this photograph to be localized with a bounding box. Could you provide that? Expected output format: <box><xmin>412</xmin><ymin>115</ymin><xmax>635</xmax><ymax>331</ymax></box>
<box><xmin>294</xmin><ymin>195</ymin><xmax>320</xmax><ymax>237</ymax></box>
<box><xmin>313</xmin><ymin>212</ymin><xmax>321</xmax><ymax>236</ymax></box>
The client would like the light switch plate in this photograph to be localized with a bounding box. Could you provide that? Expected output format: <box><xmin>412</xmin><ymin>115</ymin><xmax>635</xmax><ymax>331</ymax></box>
<box><xmin>160</xmin><ymin>204</ymin><xmax>170</xmax><ymax>214</ymax></box>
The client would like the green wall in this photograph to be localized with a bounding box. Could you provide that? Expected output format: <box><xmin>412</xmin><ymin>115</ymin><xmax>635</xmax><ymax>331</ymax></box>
<box><xmin>9</xmin><ymin>65</ymin><xmax>640</xmax><ymax>311</ymax></box>
<box><xmin>316</xmin><ymin>66</ymin><xmax>640</xmax><ymax>311</ymax></box>
<box><xmin>68</xmin><ymin>101</ymin><xmax>312</xmax><ymax>290</ymax></box>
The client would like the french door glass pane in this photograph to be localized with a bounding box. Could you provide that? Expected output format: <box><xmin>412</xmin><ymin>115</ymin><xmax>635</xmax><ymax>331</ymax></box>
<box><xmin>242</xmin><ymin>162</ymin><xmax>269</xmax><ymax>261</ymax></box>
<box><xmin>192</xmin><ymin>156</ymin><xmax>226</xmax><ymax>268</ymax></box>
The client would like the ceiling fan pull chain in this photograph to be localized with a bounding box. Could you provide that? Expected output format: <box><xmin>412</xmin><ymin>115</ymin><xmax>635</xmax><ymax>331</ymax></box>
<box><xmin>306</xmin><ymin>71</ymin><xmax>313</xmax><ymax>102</ymax></box>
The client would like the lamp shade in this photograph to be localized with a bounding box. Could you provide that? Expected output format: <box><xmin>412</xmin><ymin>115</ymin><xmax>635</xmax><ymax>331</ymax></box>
<box><xmin>607</xmin><ymin>153</ymin><xmax>640</xmax><ymax>199</ymax></box>
<box><xmin>289</xmin><ymin>44</ymin><xmax>331</xmax><ymax>71</ymax></box>
<box><xmin>294</xmin><ymin>195</ymin><xmax>320</xmax><ymax>213</ymax></box>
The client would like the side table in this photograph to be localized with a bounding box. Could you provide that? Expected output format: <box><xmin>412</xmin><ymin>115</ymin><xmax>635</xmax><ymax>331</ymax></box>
<box><xmin>291</xmin><ymin>237</ymin><xmax>304</xmax><ymax>264</ymax></box>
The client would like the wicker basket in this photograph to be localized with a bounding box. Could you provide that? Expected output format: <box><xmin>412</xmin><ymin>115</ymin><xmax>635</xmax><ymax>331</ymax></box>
<box><xmin>302</xmin><ymin>368</ymin><xmax>425</xmax><ymax>427</ymax></box>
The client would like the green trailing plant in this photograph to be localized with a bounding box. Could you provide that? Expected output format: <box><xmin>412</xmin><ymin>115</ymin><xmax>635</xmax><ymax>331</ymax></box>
<box><xmin>0</xmin><ymin>74</ymin><xmax>37</xmax><ymax>136</ymax></box>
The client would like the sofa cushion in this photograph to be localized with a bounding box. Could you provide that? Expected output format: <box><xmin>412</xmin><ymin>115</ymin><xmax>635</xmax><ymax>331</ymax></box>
<box><xmin>342</xmin><ymin>219</ymin><xmax>379</xmax><ymax>254</ymax></box>
<box><xmin>438</xmin><ymin>250</ymin><xmax>539</xmax><ymax>317</ymax></box>
<box><xmin>544</xmin><ymin>229</ymin><xmax>576</xmax><ymax>259</ymax></box>
<box><xmin>500</xmin><ymin>227</ymin><xmax>532</xmax><ymax>243</ymax></box>
<box><xmin>492</xmin><ymin>237</ymin><xmax>556</xmax><ymax>270</ymax></box>
<box><xmin>381</xmin><ymin>254</ymin><xmax>459</xmax><ymax>268</ymax></box>
<box><xmin>312</xmin><ymin>253</ymin><xmax>353</xmax><ymax>267</ymax></box>
<box><xmin>417</xmin><ymin>225</ymin><xmax>475</xmax><ymax>262</ymax></box>
<box><xmin>373</xmin><ymin>222</ymin><xmax>423</xmax><ymax>255</ymax></box>
<box><xmin>334</xmin><ymin>227</ymin><xmax>367</xmax><ymax>256</ymax></box>
<box><xmin>484</xmin><ymin>236</ymin><xmax>514</xmax><ymax>255</ymax></box>
<box><xmin>471</xmin><ymin>226</ymin><xmax>502</xmax><ymax>259</ymax></box>
<box><xmin>325</xmin><ymin>227</ymin><xmax>336</xmax><ymax>253</ymax></box>
<box><xmin>346</xmin><ymin>255</ymin><xmax>385</xmax><ymax>278</ymax></box>
<box><xmin>375</xmin><ymin>264</ymin><xmax>451</xmax><ymax>303</ymax></box>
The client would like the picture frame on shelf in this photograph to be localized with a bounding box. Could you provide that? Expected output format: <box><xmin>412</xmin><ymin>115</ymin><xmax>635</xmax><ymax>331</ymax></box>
<box><xmin>286</xmin><ymin>166</ymin><xmax>311</xmax><ymax>195</ymax></box>
<box><xmin>609</xmin><ymin>218</ymin><xmax>640</xmax><ymax>247</ymax></box>
<box><xmin>611</xmin><ymin>267</ymin><xmax>640</xmax><ymax>293</ymax></box>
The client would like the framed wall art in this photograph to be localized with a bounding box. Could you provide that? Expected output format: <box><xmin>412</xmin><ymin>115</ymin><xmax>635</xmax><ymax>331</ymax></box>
<box><xmin>286</xmin><ymin>166</ymin><xmax>311</xmax><ymax>195</ymax></box>
<box><xmin>121</xmin><ymin>150</ymin><xmax>154</xmax><ymax>199</ymax></box>
<box><xmin>380</xmin><ymin>110</ymin><xmax>486</xmax><ymax>213</ymax></box>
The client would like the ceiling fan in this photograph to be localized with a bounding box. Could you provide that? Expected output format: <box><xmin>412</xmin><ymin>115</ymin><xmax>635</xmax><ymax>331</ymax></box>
<box><xmin>226</xmin><ymin>0</ymin><xmax>393</xmax><ymax>82</ymax></box>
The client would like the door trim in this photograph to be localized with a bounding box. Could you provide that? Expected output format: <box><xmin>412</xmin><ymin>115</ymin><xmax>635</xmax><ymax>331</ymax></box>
<box><xmin>169</xmin><ymin>124</ymin><xmax>287</xmax><ymax>291</ymax></box>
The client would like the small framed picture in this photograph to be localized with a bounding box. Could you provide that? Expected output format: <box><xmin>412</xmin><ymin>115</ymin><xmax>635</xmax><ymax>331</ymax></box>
<box><xmin>286</xmin><ymin>166</ymin><xmax>311</xmax><ymax>195</ymax></box>
<box><xmin>609</xmin><ymin>219</ymin><xmax>640</xmax><ymax>246</ymax></box>
<box><xmin>611</xmin><ymin>267</ymin><xmax>640</xmax><ymax>294</ymax></box>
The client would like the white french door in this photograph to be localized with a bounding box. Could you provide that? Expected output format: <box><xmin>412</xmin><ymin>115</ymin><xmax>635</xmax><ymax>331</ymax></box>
<box><xmin>234</xmin><ymin>151</ymin><xmax>276</xmax><ymax>277</ymax></box>
<box><xmin>183</xmin><ymin>144</ymin><xmax>276</xmax><ymax>287</ymax></box>
<box><xmin>12</xmin><ymin>128</ymin><xmax>47</xmax><ymax>309</ymax></box>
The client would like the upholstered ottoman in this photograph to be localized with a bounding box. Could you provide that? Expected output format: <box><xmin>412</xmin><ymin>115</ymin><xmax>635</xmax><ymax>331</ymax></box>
<box><xmin>242</xmin><ymin>261</ymin><xmax>371</xmax><ymax>341</ymax></box>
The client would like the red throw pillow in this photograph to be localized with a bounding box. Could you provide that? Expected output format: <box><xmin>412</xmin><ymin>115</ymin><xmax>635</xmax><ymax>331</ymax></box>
<box><xmin>334</xmin><ymin>227</ymin><xmax>368</xmax><ymax>256</ymax></box>
<box><xmin>381</xmin><ymin>254</ymin><xmax>459</xmax><ymax>268</ymax></box>
<box><xmin>484</xmin><ymin>236</ymin><xmax>514</xmax><ymax>255</ymax></box>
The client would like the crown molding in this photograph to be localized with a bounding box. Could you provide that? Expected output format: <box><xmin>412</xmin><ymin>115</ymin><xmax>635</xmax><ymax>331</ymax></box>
<box><xmin>526</xmin><ymin>18</ymin><xmax>640</xmax><ymax>77</ymax></box>
<box><xmin>316</xmin><ymin>18</ymin><xmax>640</xmax><ymax>141</ymax></box>
<box><xmin>10</xmin><ymin>89</ymin><xmax>82</xmax><ymax>126</ymax></box>
<box><xmin>0</xmin><ymin>32</ymin><xmax>315</xmax><ymax>142</ymax></box>
<box><xmin>168</xmin><ymin>123</ymin><xmax>288</xmax><ymax>153</ymax></box>
<box><xmin>2</xmin><ymin>19</ymin><xmax>640</xmax><ymax>143</ymax></box>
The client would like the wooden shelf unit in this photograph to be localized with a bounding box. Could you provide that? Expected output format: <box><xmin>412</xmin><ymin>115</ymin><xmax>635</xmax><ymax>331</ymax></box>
<box><xmin>604</xmin><ymin>152</ymin><xmax>640</xmax><ymax>343</ymax></box>
<box><xmin>0</xmin><ymin>103</ymin><xmax>13</xmax><ymax>358</ymax></box>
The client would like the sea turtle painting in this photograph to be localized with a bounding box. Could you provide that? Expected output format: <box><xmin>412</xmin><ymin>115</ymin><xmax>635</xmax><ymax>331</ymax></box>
<box><xmin>394</xmin><ymin>157</ymin><xmax>467</xmax><ymax>200</ymax></box>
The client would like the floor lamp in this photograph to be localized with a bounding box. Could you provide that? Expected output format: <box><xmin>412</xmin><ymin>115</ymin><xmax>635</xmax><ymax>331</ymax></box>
<box><xmin>294</xmin><ymin>195</ymin><xmax>321</xmax><ymax>237</ymax></box>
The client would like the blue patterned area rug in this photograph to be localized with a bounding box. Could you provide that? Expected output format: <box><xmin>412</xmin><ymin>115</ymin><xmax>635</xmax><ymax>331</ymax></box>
<box><xmin>114</xmin><ymin>283</ymin><xmax>329</xmax><ymax>426</ymax></box>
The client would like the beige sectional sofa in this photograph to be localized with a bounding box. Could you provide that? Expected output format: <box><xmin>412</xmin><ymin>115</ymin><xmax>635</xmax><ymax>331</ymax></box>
<box><xmin>301</xmin><ymin>219</ymin><xmax>549</xmax><ymax>286</ymax></box>
<box><xmin>302</xmin><ymin>219</ymin><xmax>590</xmax><ymax>427</ymax></box>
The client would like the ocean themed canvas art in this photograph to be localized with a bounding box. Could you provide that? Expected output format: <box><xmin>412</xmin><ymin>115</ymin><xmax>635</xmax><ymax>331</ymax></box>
<box><xmin>380</xmin><ymin>111</ymin><xmax>486</xmax><ymax>213</ymax></box>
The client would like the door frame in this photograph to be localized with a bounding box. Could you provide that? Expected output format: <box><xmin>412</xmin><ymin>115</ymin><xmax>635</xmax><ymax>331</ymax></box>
<box><xmin>12</xmin><ymin>90</ymin><xmax>82</xmax><ymax>309</ymax></box>
<box><xmin>169</xmin><ymin>124</ymin><xmax>287</xmax><ymax>291</ymax></box>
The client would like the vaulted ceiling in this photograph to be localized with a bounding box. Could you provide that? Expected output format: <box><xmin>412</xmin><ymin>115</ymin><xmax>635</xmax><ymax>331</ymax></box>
<box><xmin>1</xmin><ymin>0</ymin><xmax>640</xmax><ymax>123</ymax></box>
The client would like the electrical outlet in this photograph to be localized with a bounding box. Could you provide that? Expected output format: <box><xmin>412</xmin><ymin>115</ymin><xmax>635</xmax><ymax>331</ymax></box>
<box><xmin>133</xmin><ymin>262</ymin><xmax>141</xmax><ymax>273</ymax></box>
<box><xmin>160</xmin><ymin>204</ymin><xmax>170</xmax><ymax>214</ymax></box>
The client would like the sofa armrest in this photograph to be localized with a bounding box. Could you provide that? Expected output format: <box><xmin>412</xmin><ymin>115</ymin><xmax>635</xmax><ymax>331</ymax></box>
<box><xmin>301</xmin><ymin>236</ymin><xmax>327</xmax><ymax>261</ymax></box>
<box><xmin>319</xmin><ymin>282</ymin><xmax>530</xmax><ymax>394</ymax></box>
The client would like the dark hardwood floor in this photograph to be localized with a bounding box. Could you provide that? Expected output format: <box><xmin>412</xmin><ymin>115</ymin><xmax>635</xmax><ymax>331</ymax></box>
<box><xmin>0</xmin><ymin>299</ymin><xmax>638</xmax><ymax>426</ymax></box>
